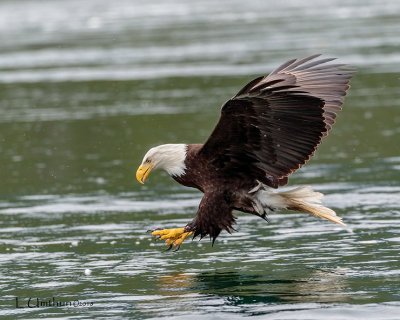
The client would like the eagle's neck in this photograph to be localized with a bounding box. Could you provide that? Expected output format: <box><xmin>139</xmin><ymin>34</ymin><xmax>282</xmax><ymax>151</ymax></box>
<box><xmin>158</xmin><ymin>144</ymin><xmax>187</xmax><ymax>177</ymax></box>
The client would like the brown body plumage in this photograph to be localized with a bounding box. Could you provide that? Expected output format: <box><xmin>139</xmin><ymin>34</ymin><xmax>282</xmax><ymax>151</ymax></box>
<box><xmin>137</xmin><ymin>54</ymin><xmax>354</xmax><ymax>247</ymax></box>
<box><xmin>173</xmin><ymin>143</ymin><xmax>253</xmax><ymax>241</ymax></box>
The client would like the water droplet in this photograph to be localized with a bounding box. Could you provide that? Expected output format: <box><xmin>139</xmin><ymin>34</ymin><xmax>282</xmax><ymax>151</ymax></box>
<box><xmin>84</xmin><ymin>269</ymin><xmax>92</xmax><ymax>276</ymax></box>
<box><xmin>71</xmin><ymin>240</ymin><xmax>79</xmax><ymax>247</ymax></box>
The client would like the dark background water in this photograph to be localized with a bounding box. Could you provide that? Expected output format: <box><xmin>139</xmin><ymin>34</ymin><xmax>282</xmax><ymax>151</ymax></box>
<box><xmin>1</xmin><ymin>0</ymin><xmax>400</xmax><ymax>319</ymax></box>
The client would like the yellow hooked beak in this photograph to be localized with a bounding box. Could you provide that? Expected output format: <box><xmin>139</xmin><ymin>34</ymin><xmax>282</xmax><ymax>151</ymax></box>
<box><xmin>136</xmin><ymin>162</ymin><xmax>154</xmax><ymax>184</ymax></box>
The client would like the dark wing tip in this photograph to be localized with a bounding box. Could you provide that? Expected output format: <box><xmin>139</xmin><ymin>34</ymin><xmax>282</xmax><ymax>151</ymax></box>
<box><xmin>269</xmin><ymin>54</ymin><xmax>324</xmax><ymax>76</ymax></box>
<box><xmin>269</xmin><ymin>54</ymin><xmax>356</xmax><ymax>77</ymax></box>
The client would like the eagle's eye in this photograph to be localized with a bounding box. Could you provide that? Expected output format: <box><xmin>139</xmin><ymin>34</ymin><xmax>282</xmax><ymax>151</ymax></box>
<box><xmin>145</xmin><ymin>158</ymin><xmax>151</xmax><ymax>164</ymax></box>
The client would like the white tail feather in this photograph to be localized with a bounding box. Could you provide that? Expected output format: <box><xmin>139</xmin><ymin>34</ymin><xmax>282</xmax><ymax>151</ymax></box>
<box><xmin>255</xmin><ymin>185</ymin><xmax>345</xmax><ymax>226</ymax></box>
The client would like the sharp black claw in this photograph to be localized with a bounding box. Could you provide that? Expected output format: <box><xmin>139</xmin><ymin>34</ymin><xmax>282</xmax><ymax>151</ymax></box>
<box><xmin>165</xmin><ymin>244</ymin><xmax>173</xmax><ymax>251</ymax></box>
<box><xmin>173</xmin><ymin>245</ymin><xmax>181</xmax><ymax>252</ymax></box>
<box><xmin>147</xmin><ymin>229</ymin><xmax>162</xmax><ymax>240</ymax></box>
<box><xmin>147</xmin><ymin>227</ymin><xmax>162</xmax><ymax>233</ymax></box>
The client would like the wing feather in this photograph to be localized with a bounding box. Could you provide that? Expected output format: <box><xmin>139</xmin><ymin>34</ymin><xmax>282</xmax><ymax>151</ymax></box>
<box><xmin>200</xmin><ymin>55</ymin><xmax>354</xmax><ymax>188</ymax></box>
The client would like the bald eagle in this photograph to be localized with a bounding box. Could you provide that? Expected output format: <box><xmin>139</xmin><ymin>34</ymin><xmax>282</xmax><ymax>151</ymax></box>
<box><xmin>136</xmin><ymin>54</ymin><xmax>353</xmax><ymax>249</ymax></box>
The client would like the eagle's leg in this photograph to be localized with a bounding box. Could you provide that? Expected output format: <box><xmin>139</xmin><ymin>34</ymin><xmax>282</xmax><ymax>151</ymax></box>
<box><xmin>151</xmin><ymin>227</ymin><xmax>194</xmax><ymax>248</ymax></box>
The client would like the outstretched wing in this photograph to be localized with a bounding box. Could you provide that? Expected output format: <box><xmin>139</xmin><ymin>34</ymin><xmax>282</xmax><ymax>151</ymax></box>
<box><xmin>199</xmin><ymin>54</ymin><xmax>354</xmax><ymax>188</ymax></box>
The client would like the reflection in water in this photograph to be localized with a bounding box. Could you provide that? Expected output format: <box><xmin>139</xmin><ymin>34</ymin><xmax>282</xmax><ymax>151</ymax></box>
<box><xmin>158</xmin><ymin>273</ymin><xmax>198</xmax><ymax>296</ymax></box>
<box><xmin>157</xmin><ymin>267</ymin><xmax>349</xmax><ymax>308</ymax></box>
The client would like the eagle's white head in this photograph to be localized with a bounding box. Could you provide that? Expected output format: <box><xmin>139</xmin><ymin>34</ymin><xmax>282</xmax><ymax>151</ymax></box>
<box><xmin>136</xmin><ymin>144</ymin><xmax>187</xmax><ymax>184</ymax></box>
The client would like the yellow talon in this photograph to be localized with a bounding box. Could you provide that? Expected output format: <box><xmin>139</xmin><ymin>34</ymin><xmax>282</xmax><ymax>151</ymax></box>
<box><xmin>151</xmin><ymin>227</ymin><xmax>193</xmax><ymax>248</ymax></box>
<box><xmin>152</xmin><ymin>227</ymin><xmax>184</xmax><ymax>238</ymax></box>
<box><xmin>174</xmin><ymin>232</ymin><xmax>193</xmax><ymax>246</ymax></box>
